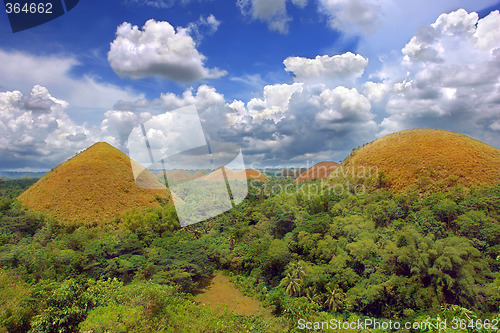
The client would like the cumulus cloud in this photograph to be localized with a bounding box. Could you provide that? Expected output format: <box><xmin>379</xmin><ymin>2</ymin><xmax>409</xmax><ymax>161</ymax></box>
<box><xmin>0</xmin><ymin>85</ymin><xmax>159</xmax><ymax>170</ymax></box>
<box><xmin>284</xmin><ymin>52</ymin><xmax>368</xmax><ymax>87</ymax></box>
<box><xmin>228</xmin><ymin>83</ymin><xmax>304</xmax><ymax>124</ymax></box>
<box><xmin>378</xmin><ymin>9</ymin><xmax>500</xmax><ymax>147</ymax></box>
<box><xmin>100</xmin><ymin>110</ymin><xmax>153</xmax><ymax>150</ymax></box>
<box><xmin>145</xmin><ymin>52</ymin><xmax>376</xmax><ymax>164</ymax></box>
<box><xmin>0</xmin><ymin>59</ymin><xmax>375</xmax><ymax>169</ymax></box>
<box><xmin>362</xmin><ymin>81</ymin><xmax>387</xmax><ymax>103</ymax></box>
<box><xmin>160</xmin><ymin>84</ymin><xmax>229</xmax><ymax>141</ymax></box>
<box><xmin>0</xmin><ymin>50</ymin><xmax>142</xmax><ymax>110</ymax></box>
<box><xmin>5</xmin><ymin>9</ymin><xmax>500</xmax><ymax>170</ymax></box>
<box><xmin>225</xmin><ymin>83</ymin><xmax>377</xmax><ymax>164</ymax></box>
<box><xmin>237</xmin><ymin>0</ymin><xmax>307</xmax><ymax>34</ymax></box>
<box><xmin>314</xmin><ymin>87</ymin><xmax>372</xmax><ymax>129</ymax></box>
<box><xmin>108</xmin><ymin>19</ymin><xmax>227</xmax><ymax>82</ymax></box>
<box><xmin>0</xmin><ymin>86</ymin><xmax>97</xmax><ymax>170</ymax></box>
<box><xmin>318</xmin><ymin>0</ymin><xmax>381</xmax><ymax>35</ymax></box>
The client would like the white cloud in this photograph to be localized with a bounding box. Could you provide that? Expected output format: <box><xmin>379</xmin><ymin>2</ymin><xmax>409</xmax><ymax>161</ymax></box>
<box><xmin>378</xmin><ymin>9</ymin><xmax>500</xmax><ymax>147</ymax></box>
<box><xmin>160</xmin><ymin>84</ymin><xmax>229</xmax><ymax>141</ymax></box>
<box><xmin>474</xmin><ymin>10</ymin><xmax>500</xmax><ymax>51</ymax></box>
<box><xmin>100</xmin><ymin>110</ymin><xmax>153</xmax><ymax>150</ymax></box>
<box><xmin>123</xmin><ymin>0</ymin><xmax>204</xmax><ymax>8</ymax></box>
<box><xmin>284</xmin><ymin>52</ymin><xmax>368</xmax><ymax>87</ymax></box>
<box><xmin>229</xmin><ymin>83</ymin><xmax>303</xmax><ymax>124</ymax></box>
<box><xmin>237</xmin><ymin>0</ymin><xmax>307</xmax><ymax>34</ymax></box>
<box><xmin>225</xmin><ymin>83</ymin><xmax>377</xmax><ymax>164</ymax></box>
<box><xmin>0</xmin><ymin>86</ymin><xmax>98</xmax><ymax>170</ymax></box>
<box><xmin>183</xmin><ymin>14</ymin><xmax>221</xmax><ymax>43</ymax></box>
<box><xmin>0</xmin><ymin>50</ymin><xmax>142</xmax><ymax>110</ymax></box>
<box><xmin>363</xmin><ymin>81</ymin><xmax>387</xmax><ymax>102</ymax></box>
<box><xmin>124</xmin><ymin>0</ymin><xmax>175</xmax><ymax>8</ymax></box>
<box><xmin>354</xmin><ymin>0</ymin><xmax>499</xmax><ymax>75</ymax></box>
<box><xmin>318</xmin><ymin>0</ymin><xmax>381</xmax><ymax>35</ymax></box>
<box><xmin>314</xmin><ymin>86</ymin><xmax>373</xmax><ymax>129</ymax></box>
<box><xmin>108</xmin><ymin>19</ymin><xmax>226</xmax><ymax>82</ymax></box>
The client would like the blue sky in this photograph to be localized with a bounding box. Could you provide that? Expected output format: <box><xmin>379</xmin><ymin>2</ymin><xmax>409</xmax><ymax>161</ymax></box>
<box><xmin>1</xmin><ymin>0</ymin><xmax>500</xmax><ymax>170</ymax></box>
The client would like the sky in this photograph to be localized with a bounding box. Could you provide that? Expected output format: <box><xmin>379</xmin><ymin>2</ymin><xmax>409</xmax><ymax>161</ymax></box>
<box><xmin>1</xmin><ymin>0</ymin><xmax>500</xmax><ymax>171</ymax></box>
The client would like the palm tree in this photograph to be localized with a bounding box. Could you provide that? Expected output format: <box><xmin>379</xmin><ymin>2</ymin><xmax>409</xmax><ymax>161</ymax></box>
<box><xmin>305</xmin><ymin>286</ymin><xmax>321</xmax><ymax>305</ymax></box>
<box><xmin>280</xmin><ymin>262</ymin><xmax>306</xmax><ymax>297</ymax></box>
<box><xmin>324</xmin><ymin>284</ymin><xmax>345</xmax><ymax>313</ymax></box>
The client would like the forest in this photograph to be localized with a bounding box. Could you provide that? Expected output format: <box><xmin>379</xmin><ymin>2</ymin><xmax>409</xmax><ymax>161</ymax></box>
<box><xmin>1</xmin><ymin>175</ymin><xmax>500</xmax><ymax>332</ymax></box>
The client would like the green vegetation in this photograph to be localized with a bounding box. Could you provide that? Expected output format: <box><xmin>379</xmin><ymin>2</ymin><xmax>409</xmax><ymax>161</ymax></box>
<box><xmin>1</xmin><ymin>176</ymin><xmax>500</xmax><ymax>332</ymax></box>
<box><xmin>0</xmin><ymin>178</ymin><xmax>38</xmax><ymax>198</ymax></box>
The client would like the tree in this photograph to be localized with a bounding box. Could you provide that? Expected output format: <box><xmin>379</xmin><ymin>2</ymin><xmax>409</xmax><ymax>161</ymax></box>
<box><xmin>281</xmin><ymin>262</ymin><xmax>306</xmax><ymax>297</ymax></box>
<box><xmin>324</xmin><ymin>284</ymin><xmax>345</xmax><ymax>313</ymax></box>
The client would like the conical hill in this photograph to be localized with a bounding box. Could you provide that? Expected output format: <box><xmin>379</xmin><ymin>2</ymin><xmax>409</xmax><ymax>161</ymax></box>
<box><xmin>340</xmin><ymin>129</ymin><xmax>500</xmax><ymax>191</ymax></box>
<box><xmin>18</xmin><ymin>142</ymin><xmax>170</xmax><ymax>224</ymax></box>
<box><xmin>294</xmin><ymin>161</ymin><xmax>339</xmax><ymax>183</ymax></box>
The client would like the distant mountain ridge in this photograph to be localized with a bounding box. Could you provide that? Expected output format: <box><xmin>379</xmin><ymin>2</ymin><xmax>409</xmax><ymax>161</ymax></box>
<box><xmin>0</xmin><ymin>171</ymin><xmax>46</xmax><ymax>179</ymax></box>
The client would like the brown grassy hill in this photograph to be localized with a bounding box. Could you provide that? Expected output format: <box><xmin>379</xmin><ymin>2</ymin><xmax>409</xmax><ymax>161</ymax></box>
<box><xmin>245</xmin><ymin>169</ymin><xmax>268</xmax><ymax>181</ymax></box>
<box><xmin>158</xmin><ymin>169</ymin><xmax>194</xmax><ymax>183</ymax></box>
<box><xmin>192</xmin><ymin>169</ymin><xmax>209</xmax><ymax>179</ymax></box>
<box><xmin>294</xmin><ymin>162</ymin><xmax>339</xmax><ymax>183</ymax></box>
<box><xmin>199</xmin><ymin>168</ymin><xmax>267</xmax><ymax>182</ymax></box>
<box><xmin>18</xmin><ymin>142</ymin><xmax>170</xmax><ymax>225</ymax></box>
<box><xmin>340</xmin><ymin>129</ymin><xmax>500</xmax><ymax>191</ymax></box>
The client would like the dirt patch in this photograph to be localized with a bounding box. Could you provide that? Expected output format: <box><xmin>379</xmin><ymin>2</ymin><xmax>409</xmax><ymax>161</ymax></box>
<box><xmin>196</xmin><ymin>273</ymin><xmax>270</xmax><ymax>317</ymax></box>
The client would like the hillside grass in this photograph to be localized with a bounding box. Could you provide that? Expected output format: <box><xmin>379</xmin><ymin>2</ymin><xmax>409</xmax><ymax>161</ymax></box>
<box><xmin>339</xmin><ymin>129</ymin><xmax>500</xmax><ymax>191</ymax></box>
<box><xmin>294</xmin><ymin>161</ymin><xmax>339</xmax><ymax>183</ymax></box>
<box><xmin>18</xmin><ymin>142</ymin><xmax>170</xmax><ymax>225</ymax></box>
<box><xmin>200</xmin><ymin>168</ymin><xmax>268</xmax><ymax>182</ymax></box>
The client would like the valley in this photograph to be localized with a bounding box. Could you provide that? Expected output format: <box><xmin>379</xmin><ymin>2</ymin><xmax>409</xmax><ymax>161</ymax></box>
<box><xmin>0</xmin><ymin>129</ymin><xmax>500</xmax><ymax>332</ymax></box>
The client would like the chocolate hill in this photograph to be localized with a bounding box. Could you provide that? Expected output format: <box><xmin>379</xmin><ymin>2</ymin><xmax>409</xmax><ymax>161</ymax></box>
<box><xmin>159</xmin><ymin>169</ymin><xmax>194</xmax><ymax>183</ymax></box>
<box><xmin>200</xmin><ymin>167</ymin><xmax>267</xmax><ymax>182</ymax></box>
<box><xmin>294</xmin><ymin>162</ymin><xmax>339</xmax><ymax>183</ymax></box>
<box><xmin>341</xmin><ymin>129</ymin><xmax>500</xmax><ymax>191</ymax></box>
<box><xmin>18</xmin><ymin>142</ymin><xmax>170</xmax><ymax>224</ymax></box>
<box><xmin>192</xmin><ymin>169</ymin><xmax>209</xmax><ymax>178</ymax></box>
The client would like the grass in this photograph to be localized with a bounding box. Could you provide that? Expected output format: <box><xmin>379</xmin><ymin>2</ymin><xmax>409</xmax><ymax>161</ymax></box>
<box><xmin>294</xmin><ymin>161</ymin><xmax>339</xmax><ymax>183</ymax></box>
<box><xmin>200</xmin><ymin>168</ymin><xmax>268</xmax><ymax>182</ymax></box>
<box><xmin>18</xmin><ymin>142</ymin><xmax>170</xmax><ymax>225</ymax></box>
<box><xmin>196</xmin><ymin>272</ymin><xmax>271</xmax><ymax>317</ymax></box>
<box><xmin>340</xmin><ymin>129</ymin><xmax>500</xmax><ymax>191</ymax></box>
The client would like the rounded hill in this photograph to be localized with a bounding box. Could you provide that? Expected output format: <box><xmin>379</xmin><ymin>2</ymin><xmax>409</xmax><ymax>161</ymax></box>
<box><xmin>18</xmin><ymin>142</ymin><xmax>170</xmax><ymax>225</ymax></box>
<box><xmin>161</xmin><ymin>169</ymin><xmax>194</xmax><ymax>183</ymax></box>
<box><xmin>200</xmin><ymin>168</ymin><xmax>267</xmax><ymax>182</ymax></box>
<box><xmin>341</xmin><ymin>129</ymin><xmax>500</xmax><ymax>191</ymax></box>
<box><xmin>294</xmin><ymin>161</ymin><xmax>339</xmax><ymax>183</ymax></box>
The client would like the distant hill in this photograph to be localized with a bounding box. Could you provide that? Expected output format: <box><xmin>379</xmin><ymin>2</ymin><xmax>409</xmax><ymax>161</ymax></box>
<box><xmin>245</xmin><ymin>169</ymin><xmax>268</xmax><ymax>182</ymax></box>
<box><xmin>294</xmin><ymin>162</ymin><xmax>339</xmax><ymax>183</ymax></box>
<box><xmin>192</xmin><ymin>169</ymin><xmax>209</xmax><ymax>179</ymax></box>
<box><xmin>159</xmin><ymin>169</ymin><xmax>194</xmax><ymax>183</ymax></box>
<box><xmin>200</xmin><ymin>167</ymin><xmax>267</xmax><ymax>182</ymax></box>
<box><xmin>340</xmin><ymin>129</ymin><xmax>500</xmax><ymax>191</ymax></box>
<box><xmin>281</xmin><ymin>168</ymin><xmax>307</xmax><ymax>177</ymax></box>
<box><xmin>18</xmin><ymin>142</ymin><xmax>170</xmax><ymax>225</ymax></box>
